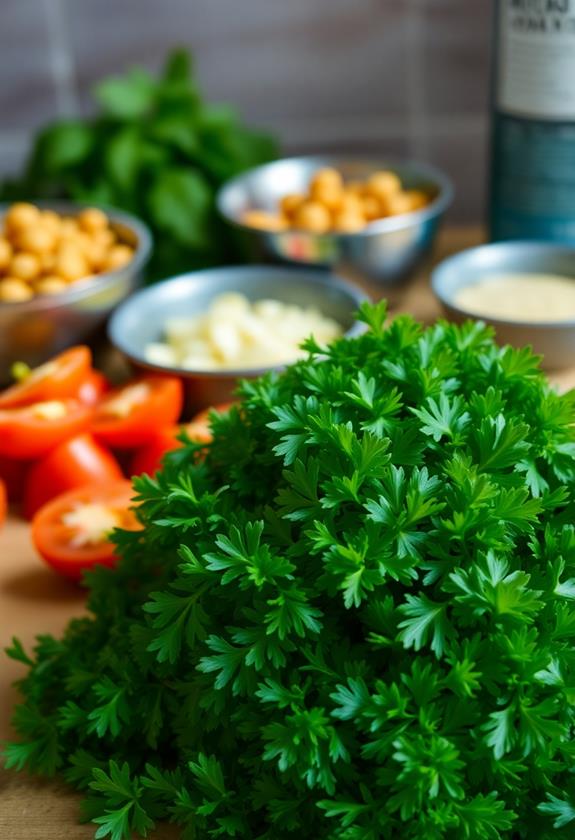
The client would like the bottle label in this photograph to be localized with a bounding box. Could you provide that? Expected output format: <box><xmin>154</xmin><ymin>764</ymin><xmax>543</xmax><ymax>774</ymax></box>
<box><xmin>497</xmin><ymin>0</ymin><xmax>575</xmax><ymax>120</ymax></box>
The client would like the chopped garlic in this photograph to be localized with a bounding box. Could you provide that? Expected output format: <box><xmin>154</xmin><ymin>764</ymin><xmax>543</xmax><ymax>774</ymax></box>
<box><xmin>62</xmin><ymin>503</ymin><xmax>122</xmax><ymax>547</ymax></box>
<box><xmin>144</xmin><ymin>292</ymin><xmax>343</xmax><ymax>372</ymax></box>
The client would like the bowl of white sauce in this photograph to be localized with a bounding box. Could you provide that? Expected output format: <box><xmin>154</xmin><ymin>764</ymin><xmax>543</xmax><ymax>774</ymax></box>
<box><xmin>431</xmin><ymin>241</ymin><xmax>575</xmax><ymax>369</ymax></box>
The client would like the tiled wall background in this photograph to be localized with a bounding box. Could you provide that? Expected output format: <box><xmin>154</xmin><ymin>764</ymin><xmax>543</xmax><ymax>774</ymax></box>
<box><xmin>0</xmin><ymin>0</ymin><xmax>491</xmax><ymax>221</ymax></box>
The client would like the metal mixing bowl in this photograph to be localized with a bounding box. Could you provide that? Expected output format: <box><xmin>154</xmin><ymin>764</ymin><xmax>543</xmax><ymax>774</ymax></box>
<box><xmin>108</xmin><ymin>265</ymin><xmax>369</xmax><ymax>414</ymax></box>
<box><xmin>431</xmin><ymin>241</ymin><xmax>575</xmax><ymax>370</ymax></box>
<box><xmin>217</xmin><ymin>155</ymin><xmax>453</xmax><ymax>286</ymax></box>
<box><xmin>0</xmin><ymin>202</ymin><xmax>152</xmax><ymax>381</ymax></box>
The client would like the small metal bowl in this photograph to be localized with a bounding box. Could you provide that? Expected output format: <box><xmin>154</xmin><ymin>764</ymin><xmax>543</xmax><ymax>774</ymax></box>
<box><xmin>217</xmin><ymin>155</ymin><xmax>453</xmax><ymax>286</ymax></box>
<box><xmin>431</xmin><ymin>241</ymin><xmax>575</xmax><ymax>370</ymax></box>
<box><xmin>0</xmin><ymin>202</ymin><xmax>152</xmax><ymax>381</ymax></box>
<box><xmin>108</xmin><ymin>265</ymin><xmax>369</xmax><ymax>414</ymax></box>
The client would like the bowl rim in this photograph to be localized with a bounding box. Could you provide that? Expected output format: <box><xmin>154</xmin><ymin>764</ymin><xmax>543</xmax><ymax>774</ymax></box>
<box><xmin>217</xmin><ymin>154</ymin><xmax>454</xmax><ymax>237</ymax></box>
<box><xmin>0</xmin><ymin>200</ymin><xmax>153</xmax><ymax>312</ymax></box>
<box><xmin>431</xmin><ymin>239</ymin><xmax>575</xmax><ymax>330</ymax></box>
<box><xmin>108</xmin><ymin>264</ymin><xmax>370</xmax><ymax>379</ymax></box>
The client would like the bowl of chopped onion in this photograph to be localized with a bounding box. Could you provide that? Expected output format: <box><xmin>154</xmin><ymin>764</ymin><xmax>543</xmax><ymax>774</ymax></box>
<box><xmin>107</xmin><ymin>265</ymin><xmax>369</xmax><ymax>413</ymax></box>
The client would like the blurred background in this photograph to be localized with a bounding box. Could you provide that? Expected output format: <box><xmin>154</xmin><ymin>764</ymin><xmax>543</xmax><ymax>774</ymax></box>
<box><xmin>0</xmin><ymin>0</ymin><xmax>490</xmax><ymax>222</ymax></box>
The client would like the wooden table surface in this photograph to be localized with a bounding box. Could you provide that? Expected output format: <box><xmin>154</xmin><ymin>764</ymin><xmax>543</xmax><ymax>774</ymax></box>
<box><xmin>1</xmin><ymin>225</ymin><xmax>574</xmax><ymax>837</ymax></box>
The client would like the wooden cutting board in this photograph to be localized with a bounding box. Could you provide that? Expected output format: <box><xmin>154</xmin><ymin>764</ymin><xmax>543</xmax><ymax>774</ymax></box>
<box><xmin>2</xmin><ymin>225</ymin><xmax>574</xmax><ymax>838</ymax></box>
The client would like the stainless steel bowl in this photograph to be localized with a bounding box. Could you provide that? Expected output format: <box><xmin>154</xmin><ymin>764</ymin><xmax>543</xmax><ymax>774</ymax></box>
<box><xmin>0</xmin><ymin>202</ymin><xmax>152</xmax><ymax>381</ymax></box>
<box><xmin>431</xmin><ymin>241</ymin><xmax>575</xmax><ymax>370</ymax></box>
<box><xmin>217</xmin><ymin>155</ymin><xmax>453</xmax><ymax>286</ymax></box>
<box><xmin>108</xmin><ymin>265</ymin><xmax>369</xmax><ymax>414</ymax></box>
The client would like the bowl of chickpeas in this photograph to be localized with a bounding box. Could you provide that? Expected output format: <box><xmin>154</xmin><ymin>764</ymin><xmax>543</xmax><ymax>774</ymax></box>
<box><xmin>0</xmin><ymin>201</ymin><xmax>152</xmax><ymax>381</ymax></box>
<box><xmin>217</xmin><ymin>156</ymin><xmax>453</xmax><ymax>286</ymax></box>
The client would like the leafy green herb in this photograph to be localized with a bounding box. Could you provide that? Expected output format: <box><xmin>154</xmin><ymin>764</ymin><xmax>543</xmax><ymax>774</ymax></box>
<box><xmin>0</xmin><ymin>50</ymin><xmax>277</xmax><ymax>280</ymax></box>
<box><xmin>5</xmin><ymin>304</ymin><xmax>575</xmax><ymax>838</ymax></box>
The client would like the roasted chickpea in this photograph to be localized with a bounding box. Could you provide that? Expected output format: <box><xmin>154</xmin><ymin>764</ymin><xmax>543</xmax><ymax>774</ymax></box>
<box><xmin>92</xmin><ymin>228</ymin><xmax>115</xmax><ymax>251</ymax></box>
<box><xmin>0</xmin><ymin>277</ymin><xmax>34</xmax><ymax>302</ymax></box>
<box><xmin>361</xmin><ymin>194</ymin><xmax>383</xmax><ymax>221</ymax></box>
<box><xmin>0</xmin><ymin>238</ymin><xmax>13</xmax><ymax>271</ymax></box>
<box><xmin>338</xmin><ymin>192</ymin><xmax>364</xmax><ymax>216</ymax></box>
<box><xmin>366</xmin><ymin>171</ymin><xmax>402</xmax><ymax>200</ymax></box>
<box><xmin>310</xmin><ymin>168</ymin><xmax>343</xmax><ymax>194</ymax></box>
<box><xmin>5</xmin><ymin>202</ymin><xmax>40</xmax><ymax>233</ymax></box>
<box><xmin>9</xmin><ymin>252</ymin><xmax>41</xmax><ymax>281</ymax></box>
<box><xmin>293</xmin><ymin>201</ymin><xmax>332</xmax><ymax>234</ymax></box>
<box><xmin>35</xmin><ymin>276</ymin><xmax>69</xmax><ymax>295</ymax></box>
<box><xmin>242</xmin><ymin>210</ymin><xmax>288</xmax><ymax>232</ymax></box>
<box><xmin>309</xmin><ymin>182</ymin><xmax>344</xmax><ymax>212</ymax></box>
<box><xmin>16</xmin><ymin>225</ymin><xmax>56</xmax><ymax>255</ymax></box>
<box><xmin>388</xmin><ymin>193</ymin><xmax>416</xmax><ymax>216</ymax></box>
<box><xmin>105</xmin><ymin>244</ymin><xmax>135</xmax><ymax>271</ymax></box>
<box><xmin>402</xmin><ymin>189</ymin><xmax>429</xmax><ymax>212</ymax></box>
<box><xmin>59</xmin><ymin>218</ymin><xmax>80</xmax><ymax>239</ymax></box>
<box><xmin>40</xmin><ymin>209</ymin><xmax>62</xmax><ymax>236</ymax></box>
<box><xmin>280</xmin><ymin>193</ymin><xmax>306</xmax><ymax>219</ymax></box>
<box><xmin>345</xmin><ymin>180</ymin><xmax>365</xmax><ymax>196</ymax></box>
<box><xmin>78</xmin><ymin>207</ymin><xmax>109</xmax><ymax>233</ymax></box>
<box><xmin>54</xmin><ymin>246</ymin><xmax>89</xmax><ymax>282</ymax></box>
<box><xmin>332</xmin><ymin>211</ymin><xmax>365</xmax><ymax>233</ymax></box>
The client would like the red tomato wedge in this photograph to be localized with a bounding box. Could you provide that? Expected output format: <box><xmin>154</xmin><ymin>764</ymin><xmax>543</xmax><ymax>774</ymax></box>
<box><xmin>32</xmin><ymin>480</ymin><xmax>140</xmax><ymax>581</ymax></box>
<box><xmin>76</xmin><ymin>370</ymin><xmax>110</xmax><ymax>407</ymax></box>
<box><xmin>91</xmin><ymin>376</ymin><xmax>183</xmax><ymax>448</ymax></box>
<box><xmin>130</xmin><ymin>421</ymin><xmax>213</xmax><ymax>476</ymax></box>
<box><xmin>0</xmin><ymin>478</ymin><xmax>6</xmax><ymax>528</ymax></box>
<box><xmin>0</xmin><ymin>346</ymin><xmax>92</xmax><ymax>408</ymax></box>
<box><xmin>23</xmin><ymin>433</ymin><xmax>123</xmax><ymax>519</ymax></box>
<box><xmin>0</xmin><ymin>399</ymin><xmax>93</xmax><ymax>460</ymax></box>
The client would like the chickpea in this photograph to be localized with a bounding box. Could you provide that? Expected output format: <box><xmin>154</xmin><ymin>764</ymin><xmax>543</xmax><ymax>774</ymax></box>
<box><xmin>9</xmin><ymin>252</ymin><xmax>41</xmax><ymax>281</ymax></box>
<box><xmin>338</xmin><ymin>192</ymin><xmax>364</xmax><ymax>216</ymax></box>
<box><xmin>0</xmin><ymin>238</ymin><xmax>13</xmax><ymax>271</ymax></box>
<box><xmin>293</xmin><ymin>201</ymin><xmax>332</xmax><ymax>234</ymax></box>
<box><xmin>78</xmin><ymin>207</ymin><xmax>109</xmax><ymax>233</ymax></box>
<box><xmin>402</xmin><ymin>189</ymin><xmax>429</xmax><ymax>212</ymax></box>
<box><xmin>310</xmin><ymin>168</ymin><xmax>343</xmax><ymax>194</ymax></box>
<box><xmin>5</xmin><ymin>202</ymin><xmax>40</xmax><ymax>233</ymax></box>
<box><xmin>40</xmin><ymin>209</ymin><xmax>62</xmax><ymax>236</ymax></box>
<box><xmin>54</xmin><ymin>246</ymin><xmax>89</xmax><ymax>282</ymax></box>
<box><xmin>35</xmin><ymin>276</ymin><xmax>69</xmax><ymax>295</ymax></box>
<box><xmin>309</xmin><ymin>181</ymin><xmax>344</xmax><ymax>212</ymax></box>
<box><xmin>105</xmin><ymin>244</ymin><xmax>135</xmax><ymax>271</ymax></box>
<box><xmin>366</xmin><ymin>171</ymin><xmax>402</xmax><ymax>200</ymax></box>
<box><xmin>0</xmin><ymin>277</ymin><xmax>34</xmax><ymax>302</ymax></box>
<box><xmin>59</xmin><ymin>218</ymin><xmax>80</xmax><ymax>239</ymax></box>
<box><xmin>242</xmin><ymin>210</ymin><xmax>288</xmax><ymax>232</ymax></box>
<box><xmin>361</xmin><ymin>194</ymin><xmax>383</xmax><ymax>221</ymax></box>
<box><xmin>92</xmin><ymin>228</ymin><xmax>115</xmax><ymax>251</ymax></box>
<box><xmin>16</xmin><ymin>225</ymin><xmax>56</xmax><ymax>255</ymax></box>
<box><xmin>388</xmin><ymin>193</ymin><xmax>416</xmax><ymax>216</ymax></box>
<box><xmin>332</xmin><ymin>211</ymin><xmax>365</xmax><ymax>233</ymax></box>
<box><xmin>280</xmin><ymin>193</ymin><xmax>306</xmax><ymax>219</ymax></box>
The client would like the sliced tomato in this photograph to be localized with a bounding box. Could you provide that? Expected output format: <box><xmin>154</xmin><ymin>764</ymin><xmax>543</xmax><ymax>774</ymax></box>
<box><xmin>0</xmin><ymin>347</ymin><xmax>92</xmax><ymax>408</ymax></box>
<box><xmin>130</xmin><ymin>421</ymin><xmax>212</xmax><ymax>476</ymax></box>
<box><xmin>0</xmin><ymin>399</ymin><xmax>93</xmax><ymax>460</ymax></box>
<box><xmin>23</xmin><ymin>433</ymin><xmax>123</xmax><ymax>519</ymax></box>
<box><xmin>0</xmin><ymin>455</ymin><xmax>30</xmax><ymax>503</ymax></box>
<box><xmin>32</xmin><ymin>480</ymin><xmax>140</xmax><ymax>581</ymax></box>
<box><xmin>91</xmin><ymin>376</ymin><xmax>183</xmax><ymax>448</ymax></box>
<box><xmin>0</xmin><ymin>479</ymin><xmax>6</xmax><ymax>527</ymax></box>
<box><xmin>76</xmin><ymin>370</ymin><xmax>110</xmax><ymax>407</ymax></box>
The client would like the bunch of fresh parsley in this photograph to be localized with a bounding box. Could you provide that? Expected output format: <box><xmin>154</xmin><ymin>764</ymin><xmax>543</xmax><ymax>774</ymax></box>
<box><xmin>5</xmin><ymin>302</ymin><xmax>575</xmax><ymax>839</ymax></box>
<box><xmin>0</xmin><ymin>50</ymin><xmax>278</xmax><ymax>280</ymax></box>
